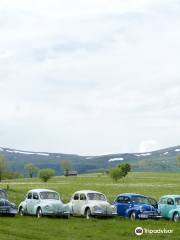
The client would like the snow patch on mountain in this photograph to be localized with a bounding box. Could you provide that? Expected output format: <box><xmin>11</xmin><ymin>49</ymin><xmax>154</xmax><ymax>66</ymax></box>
<box><xmin>36</xmin><ymin>153</ymin><xmax>50</xmax><ymax>156</ymax></box>
<box><xmin>135</xmin><ymin>153</ymin><xmax>152</xmax><ymax>157</ymax></box>
<box><xmin>6</xmin><ymin>150</ymin><xmax>35</xmax><ymax>155</ymax></box>
<box><xmin>164</xmin><ymin>152</ymin><xmax>168</xmax><ymax>155</ymax></box>
<box><xmin>175</xmin><ymin>149</ymin><xmax>180</xmax><ymax>152</ymax></box>
<box><xmin>108</xmin><ymin>157</ymin><xmax>124</xmax><ymax>162</ymax></box>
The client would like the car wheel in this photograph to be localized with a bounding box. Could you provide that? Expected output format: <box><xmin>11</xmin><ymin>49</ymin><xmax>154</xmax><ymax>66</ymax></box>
<box><xmin>85</xmin><ymin>208</ymin><xmax>92</xmax><ymax>220</ymax></box>
<box><xmin>19</xmin><ymin>207</ymin><xmax>24</xmax><ymax>216</ymax></box>
<box><xmin>173</xmin><ymin>212</ymin><xmax>180</xmax><ymax>222</ymax></box>
<box><xmin>130</xmin><ymin>211</ymin><xmax>136</xmax><ymax>220</ymax></box>
<box><xmin>36</xmin><ymin>208</ymin><xmax>43</xmax><ymax>218</ymax></box>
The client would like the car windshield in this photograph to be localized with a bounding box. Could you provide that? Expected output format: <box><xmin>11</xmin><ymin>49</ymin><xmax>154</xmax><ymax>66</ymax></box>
<box><xmin>87</xmin><ymin>193</ymin><xmax>106</xmax><ymax>201</ymax></box>
<box><xmin>175</xmin><ymin>198</ymin><xmax>180</xmax><ymax>205</ymax></box>
<box><xmin>131</xmin><ymin>196</ymin><xmax>149</xmax><ymax>204</ymax></box>
<box><xmin>40</xmin><ymin>192</ymin><xmax>59</xmax><ymax>200</ymax></box>
<box><xmin>0</xmin><ymin>191</ymin><xmax>7</xmax><ymax>199</ymax></box>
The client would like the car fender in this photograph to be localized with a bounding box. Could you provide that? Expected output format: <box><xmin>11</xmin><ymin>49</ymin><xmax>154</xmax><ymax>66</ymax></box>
<box><xmin>169</xmin><ymin>208</ymin><xmax>180</xmax><ymax>219</ymax></box>
<box><xmin>81</xmin><ymin>203</ymin><xmax>93</xmax><ymax>215</ymax></box>
<box><xmin>126</xmin><ymin>207</ymin><xmax>139</xmax><ymax>217</ymax></box>
<box><xmin>18</xmin><ymin>201</ymin><xmax>27</xmax><ymax>213</ymax></box>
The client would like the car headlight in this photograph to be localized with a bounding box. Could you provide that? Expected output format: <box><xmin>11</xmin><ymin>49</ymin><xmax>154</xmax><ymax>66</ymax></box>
<box><xmin>44</xmin><ymin>205</ymin><xmax>52</xmax><ymax>210</ymax></box>
<box><xmin>139</xmin><ymin>206</ymin><xmax>144</xmax><ymax>213</ymax></box>
<box><xmin>111</xmin><ymin>205</ymin><xmax>117</xmax><ymax>213</ymax></box>
<box><xmin>93</xmin><ymin>206</ymin><xmax>102</xmax><ymax>212</ymax></box>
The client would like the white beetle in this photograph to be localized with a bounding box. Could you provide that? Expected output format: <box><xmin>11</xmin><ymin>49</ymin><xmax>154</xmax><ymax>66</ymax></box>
<box><xmin>68</xmin><ymin>190</ymin><xmax>117</xmax><ymax>219</ymax></box>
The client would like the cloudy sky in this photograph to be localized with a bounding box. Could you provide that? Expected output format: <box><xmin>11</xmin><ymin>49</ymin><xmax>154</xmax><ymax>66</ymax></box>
<box><xmin>0</xmin><ymin>0</ymin><xmax>180</xmax><ymax>155</ymax></box>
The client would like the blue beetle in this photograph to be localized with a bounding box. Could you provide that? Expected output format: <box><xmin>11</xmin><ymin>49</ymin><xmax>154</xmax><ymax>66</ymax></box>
<box><xmin>114</xmin><ymin>193</ymin><xmax>161</xmax><ymax>220</ymax></box>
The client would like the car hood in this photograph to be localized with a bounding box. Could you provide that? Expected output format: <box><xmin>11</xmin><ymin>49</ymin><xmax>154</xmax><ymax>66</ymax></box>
<box><xmin>41</xmin><ymin>200</ymin><xmax>63</xmax><ymax>206</ymax></box>
<box><xmin>88</xmin><ymin>201</ymin><xmax>111</xmax><ymax>207</ymax></box>
<box><xmin>134</xmin><ymin>203</ymin><xmax>155</xmax><ymax>211</ymax></box>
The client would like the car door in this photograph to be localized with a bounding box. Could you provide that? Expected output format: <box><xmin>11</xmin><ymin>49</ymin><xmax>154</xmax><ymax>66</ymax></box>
<box><xmin>71</xmin><ymin>193</ymin><xmax>80</xmax><ymax>215</ymax></box>
<box><xmin>31</xmin><ymin>192</ymin><xmax>40</xmax><ymax>215</ymax></box>
<box><xmin>26</xmin><ymin>192</ymin><xmax>33</xmax><ymax>214</ymax></box>
<box><xmin>79</xmin><ymin>194</ymin><xmax>87</xmax><ymax>215</ymax></box>
<box><xmin>164</xmin><ymin>198</ymin><xmax>175</xmax><ymax>218</ymax></box>
<box><xmin>115</xmin><ymin>196</ymin><xmax>130</xmax><ymax>216</ymax></box>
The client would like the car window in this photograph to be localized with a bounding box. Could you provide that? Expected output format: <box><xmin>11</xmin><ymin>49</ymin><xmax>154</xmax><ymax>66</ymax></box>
<box><xmin>116</xmin><ymin>196</ymin><xmax>126</xmax><ymax>203</ymax></box>
<box><xmin>124</xmin><ymin>197</ymin><xmax>130</xmax><ymax>203</ymax></box>
<box><xmin>73</xmin><ymin>194</ymin><xmax>79</xmax><ymax>200</ymax></box>
<box><xmin>80</xmin><ymin>194</ymin><xmax>86</xmax><ymax>201</ymax></box>
<box><xmin>167</xmin><ymin>198</ymin><xmax>174</xmax><ymax>205</ymax></box>
<box><xmin>33</xmin><ymin>192</ymin><xmax>39</xmax><ymax>200</ymax></box>
<box><xmin>159</xmin><ymin>198</ymin><xmax>167</xmax><ymax>204</ymax></box>
<box><xmin>175</xmin><ymin>198</ymin><xmax>180</xmax><ymax>205</ymax></box>
<box><xmin>27</xmin><ymin>192</ymin><xmax>32</xmax><ymax>199</ymax></box>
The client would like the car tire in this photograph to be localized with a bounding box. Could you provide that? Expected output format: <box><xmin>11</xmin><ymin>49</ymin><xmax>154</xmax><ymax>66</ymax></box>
<box><xmin>19</xmin><ymin>207</ymin><xmax>24</xmax><ymax>216</ymax></box>
<box><xmin>36</xmin><ymin>208</ymin><xmax>43</xmax><ymax>218</ymax></box>
<box><xmin>130</xmin><ymin>211</ymin><xmax>136</xmax><ymax>220</ymax></box>
<box><xmin>173</xmin><ymin>212</ymin><xmax>180</xmax><ymax>222</ymax></box>
<box><xmin>85</xmin><ymin>208</ymin><xmax>92</xmax><ymax>220</ymax></box>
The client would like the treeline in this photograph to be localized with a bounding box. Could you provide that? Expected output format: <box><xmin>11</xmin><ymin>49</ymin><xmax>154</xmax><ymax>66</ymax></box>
<box><xmin>0</xmin><ymin>156</ymin><xmax>73</xmax><ymax>182</ymax></box>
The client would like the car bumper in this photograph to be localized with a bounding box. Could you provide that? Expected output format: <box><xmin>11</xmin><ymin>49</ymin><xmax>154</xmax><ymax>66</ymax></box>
<box><xmin>43</xmin><ymin>211</ymin><xmax>70</xmax><ymax>217</ymax></box>
<box><xmin>138</xmin><ymin>212</ymin><xmax>162</xmax><ymax>219</ymax></box>
<box><xmin>0</xmin><ymin>208</ymin><xmax>18</xmax><ymax>215</ymax></box>
<box><xmin>92</xmin><ymin>211</ymin><xmax>117</xmax><ymax>217</ymax></box>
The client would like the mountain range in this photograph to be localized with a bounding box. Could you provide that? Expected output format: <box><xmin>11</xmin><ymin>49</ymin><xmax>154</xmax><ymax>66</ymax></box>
<box><xmin>0</xmin><ymin>145</ymin><xmax>180</xmax><ymax>175</ymax></box>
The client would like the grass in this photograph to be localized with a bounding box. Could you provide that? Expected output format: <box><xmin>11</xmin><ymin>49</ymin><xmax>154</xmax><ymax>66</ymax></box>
<box><xmin>0</xmin><ymin>172</ymin><xmax>180</xmax><ymax>240</ymax></box>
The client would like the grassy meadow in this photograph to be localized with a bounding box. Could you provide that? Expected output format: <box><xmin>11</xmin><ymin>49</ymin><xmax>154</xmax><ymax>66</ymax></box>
<box><xmin>0</xmin><ymin>172</ymin><xmax>180</xmax><ymax>240</ymax></box>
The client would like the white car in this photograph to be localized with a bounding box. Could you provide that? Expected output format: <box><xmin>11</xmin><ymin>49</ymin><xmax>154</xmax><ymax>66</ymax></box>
<box><xmin>18</xmin><ymin>189</ymin><xmax>70</xmax><ymax>218</ymax></box>
<box><xmin>68</xmin><ymin>190</ymin><xmax>117</xmax><ymax>219</ymax></box>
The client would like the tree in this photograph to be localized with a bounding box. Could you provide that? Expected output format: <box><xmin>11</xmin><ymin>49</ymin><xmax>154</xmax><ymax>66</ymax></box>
<box><xmin>110</xmin><ymin>167</ymin><xmax>124</xmax><ymax>182</ymax></box>
<box><xmin>39</xmin><ymin>168</ymin><xmax>55</xmax><ymax>182</ymax></box>
<box><xmin>118</xmin><ymin>163</ymin><xmax>131</xmax><ymax>178</ymax></box>
<box><xmin>0</xmin><ymin>155</ymin><xmax>7</xmax><ymax>182</ymax></box>
<box><xmin>25</xmin><ymin>163</ymin><xmax>38</xmax><ymax>178</ymax></box>
<box><xmin>60</xmin><ymin>160</ymin><xmax>71</xmax><ymax>175</ymax></box>
<box><xmin>110</xmin><ymin>163</ymin><xmax>131</xmax><ymax>182</ymax></box>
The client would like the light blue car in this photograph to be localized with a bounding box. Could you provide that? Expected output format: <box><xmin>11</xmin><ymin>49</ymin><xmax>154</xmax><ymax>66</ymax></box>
<box><xmin>18</xmin><ymin>189</ymin><xmax>70</xmax><ymax>218</ymax></box>
<box><xmin>158</xmin><ymin>195</ymin><xmax>180</xmax><ymax>222</ymax></box>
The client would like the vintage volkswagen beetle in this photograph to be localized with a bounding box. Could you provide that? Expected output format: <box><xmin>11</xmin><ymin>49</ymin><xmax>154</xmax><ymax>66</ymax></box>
<box><xmin>158</xmin><ymin>195</ymin><xmax>180</xmax><ymax>222</ymax></box>
<box><xmin>114</xmin><ymin>193</ymin><xmax>161</xmax><ymax>220</ymax></box>
<box><xmin>18</xmin><ymin>189</ymin><xmax>70</xmax><ymax>218</ymax></box>
<box><xmin>68</xmin><ymin>190</ymin><xmax>117</xmax><ymax>219</ymax></box>
<box><xmin>0</xmin><ymin>188</ymin><xmax>17</xmax><ymax>216</ymax></box>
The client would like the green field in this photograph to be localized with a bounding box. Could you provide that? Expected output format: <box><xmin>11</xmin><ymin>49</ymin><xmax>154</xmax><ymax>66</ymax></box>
<box><xmin>0</xmin><ymin>172</ymin><xmax>180</xmax><ymax>240</ymax></box>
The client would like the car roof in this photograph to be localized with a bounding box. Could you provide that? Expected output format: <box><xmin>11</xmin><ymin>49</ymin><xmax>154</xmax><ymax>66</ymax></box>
<box><xmin>73</xmin><ymin>190</ymin><xmax>105</xmax><ymax>195</ymax></box>
<box><xmin>160</xmin><ymin>195</ymin><xmax>180</xmax><ymax>199</ymax></box>
<box><xmin>28</xmin><ymin>189</ymin><xmax>58</xmax><ymax>193</ymax></box>
<box><xmin>117</xmin><ymin>193</ymin><xmax>145</xmax><ymax>197</ymax></box>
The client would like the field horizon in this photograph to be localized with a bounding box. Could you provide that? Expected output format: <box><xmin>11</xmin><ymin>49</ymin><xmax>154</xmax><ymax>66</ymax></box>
<box><xmin>0</xmin><ymin>172</ymin><xmax>180</xmax><ymax>239</ymax></box>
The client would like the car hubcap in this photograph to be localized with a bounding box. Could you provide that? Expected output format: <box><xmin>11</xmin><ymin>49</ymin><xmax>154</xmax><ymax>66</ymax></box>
<box><xmin>174</xmin><ymin>213</ymin><xmax>179</xmax><ymax>222</ymax></box>
<box><xmin>131</xmin><ymin>212</ymin><xmax>136</xmax><ymax>220</ymax></box>
<box><xmin>20</xmin><ymin>208</ymin><xmax>24</xmax><ymax>216</ymax></box>
<box><xmin>86</xmin><ymin>210</ymin><xmax>90</xmax><ymax>219</ymax></box>
<box><xmin>37</xmin><ymin>209</ymin><xmax>42</xmax><ymax>218</ymax></box>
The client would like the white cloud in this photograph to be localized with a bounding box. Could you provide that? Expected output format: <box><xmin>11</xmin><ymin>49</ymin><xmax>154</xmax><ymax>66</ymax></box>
<box><xmin>0</xmin><ymin>0</ymin><xmax>180</xmax><ymax>154</ymax></box>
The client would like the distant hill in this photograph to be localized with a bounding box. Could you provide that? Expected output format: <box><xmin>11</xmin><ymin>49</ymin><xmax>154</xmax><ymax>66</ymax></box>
<box><xmin>0</xmin><ymin>145</ymin><xmax>180</xmax><ymax>175</ymax></box>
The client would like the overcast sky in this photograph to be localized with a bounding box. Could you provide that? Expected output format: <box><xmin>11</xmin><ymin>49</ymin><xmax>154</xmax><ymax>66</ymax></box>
<box><xmin>0</xmin><ymin>0</ymin><xmax>180</xmax><ymax>155</ymax></box>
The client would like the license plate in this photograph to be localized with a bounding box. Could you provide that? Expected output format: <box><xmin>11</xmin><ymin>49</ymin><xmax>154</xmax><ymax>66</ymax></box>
<box><xmin>140</xmin><ymin>214</ymin><xmax>148</xmax><ymax>218</ymax></box>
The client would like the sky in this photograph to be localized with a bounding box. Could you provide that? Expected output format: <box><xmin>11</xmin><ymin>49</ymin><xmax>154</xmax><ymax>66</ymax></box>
<box><xmin>0</xmin><ymin>0</ymin><xmax>180</xmax><ymax>155</ymax></box>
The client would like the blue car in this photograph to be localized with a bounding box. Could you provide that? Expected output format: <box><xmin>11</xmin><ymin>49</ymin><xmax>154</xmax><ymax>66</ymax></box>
<box><xmin>114</xmin><ymin>193</ymin><xmax>161</xmax><ymax>220</ymax></box>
